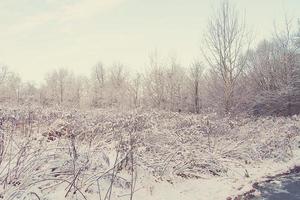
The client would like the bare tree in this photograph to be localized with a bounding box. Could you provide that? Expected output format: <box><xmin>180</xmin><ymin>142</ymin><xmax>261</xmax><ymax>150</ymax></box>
<box><xmin>5</xmin><ymin>72</ymin><xmax>22</xmax><ymax>104</ymax></box>
<box><xmin>203</xmin><ymin>0</ymin><xmax>250</xmax><ymax>113</ymax></box>
<box><xmin>0</xmin><ymin>65</ymin><xmax>8</xmax><ymax>102</ymax></box>
<box><xmin>130</xmin><ymin>73</ymin><xmax>142</xmax><ymax>108</ymax></box>
<box><xmin>109</xmin><ymin>63</ymin><xmax>128</xmax><ymax>107</ymax></box>
<box><xmin>57</xmin><ymin>68</ymin><xmax>69</xmax><ymax>104</ymax></box>
<box><xmin>165</xmin><ymin>56</ymin><xmax>186</xmax><ymax>111</ymax></box>
<box><xmin>144</xmin><ymin>51</ymin><xmax>166</xmax><ymax>108</ymax></box>
<box><xmin>72</xmin><ymin>76</ymin><xmax>85</xmax><ymax>107</ymax></box>
<box><xmin>95</xmin><ymin>62</ymin><xmax>105</xmax><ymax>87</ymax></box>
<box><xmin>45</xmin><ymin>72</ymin><xmax>59</xmax><ymax>104</ymax></box>
<box><xmin>91</xmin><ymin>63</ymin><xmax>106</xmax><ymax>107</ymax></box>
<box><xmin>246</xmin><ymin>16</ymin><xmax>300</xmax><ymax>116</ymax></box>
<box><xmin>43</xmin><ymin>68</ymin><xmax>69</xmax><ymax>105</ymax></box>
<box><xmin>189</xmin><ymin>61</ymin><xmax>204</xmax><ymax>113</ymax></box>
<box><xmin>0</xmin><ymin>65</ymin><xmax>8</xmax><ymax>85</ymax></box>
<box><xmin>110</xmin><ymin>63</ymin><xmax>126</xmax><ymax>89</ymax></box>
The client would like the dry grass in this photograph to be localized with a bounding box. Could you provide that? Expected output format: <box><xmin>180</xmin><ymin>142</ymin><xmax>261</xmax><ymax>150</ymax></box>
<box><xmin>0</xmin><ymin>107</ymin><xmax>299</xmax><ymax>199</ymax></box>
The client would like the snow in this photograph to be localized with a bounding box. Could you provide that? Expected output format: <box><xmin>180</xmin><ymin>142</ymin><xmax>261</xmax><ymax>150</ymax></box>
<box><xmin>132</xmin><ymin>149</ymin><xmax>300</xmax><ymax>200</ymax></box>
<box><xmin>0</xmin><ymin>107</ymin><xmax>299</xmax><ymax>200</ymax></box>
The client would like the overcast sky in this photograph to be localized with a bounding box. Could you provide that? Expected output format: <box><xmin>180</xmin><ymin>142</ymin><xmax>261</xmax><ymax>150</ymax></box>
<box><xmin>0</xmin><ymin>0</ymin><xmax>299</xmax><ymax>83</ymax></box>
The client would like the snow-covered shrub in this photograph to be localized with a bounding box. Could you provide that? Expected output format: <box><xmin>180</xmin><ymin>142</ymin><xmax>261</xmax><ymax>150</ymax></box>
<box><xmin>0</xmin><ymin>106</ymin><xmax>298</xmax><ymax>199</ymax></box>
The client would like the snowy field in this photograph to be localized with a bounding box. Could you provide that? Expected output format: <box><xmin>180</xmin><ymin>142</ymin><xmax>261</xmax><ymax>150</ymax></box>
<box><xmin>0</xmin><ymin>106</ymin><xmax>299</xmax><ymax>200</ymax></box>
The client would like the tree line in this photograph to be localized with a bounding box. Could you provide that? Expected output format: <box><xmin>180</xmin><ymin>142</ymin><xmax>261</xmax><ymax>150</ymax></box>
<box><xmin>0</xmin><ymin>1</ymin><xmax>299</xmax><ymax>116</ymax></box>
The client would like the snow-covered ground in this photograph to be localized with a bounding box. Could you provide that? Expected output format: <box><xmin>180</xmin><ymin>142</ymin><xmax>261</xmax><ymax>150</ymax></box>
<box><xmin>132</xmin><ymin>149</ymin><xmax>300</xmax><ymax>200</ymax></box>
<box><xmin>0</xmin><ymin>107</ymin><xmax>299</xmax><ymax>200</ymax></box>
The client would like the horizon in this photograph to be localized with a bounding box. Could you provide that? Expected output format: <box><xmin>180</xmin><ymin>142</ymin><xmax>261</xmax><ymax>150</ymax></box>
<box><xmin>0</xmin><ymin>0</ymin><xmax>299</xmax><ymax>84</ymax></box>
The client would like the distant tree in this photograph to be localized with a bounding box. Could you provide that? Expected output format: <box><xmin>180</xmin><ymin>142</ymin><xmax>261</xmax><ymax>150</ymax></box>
<box><xmin>189</xmin><ymin>61</ymin><xmax>204</xmax><ymax>113</ymax></box>
<box><xmin>95</xmin><ymin>62</ymin><xmax>105</xmax><ymax>87</ymax></box>
<box><xmin>6</xmin><ymin>72</ymin><xmax>21</xmax><ymax>104</ymax></box>
<box><xmin>0</xmin><ymin>65</ymin><xmax>7</xmax><ymax>85</ymax></box>
<box><xmin>273</xmin><ymin>17</ymin><xmax>300</xmax><ymax>115</ymax></box>
<box><xmin>57</xmin><ymin>68</ymin><xmax>68</xmax><ymax>104</ymax></box>
<box><xmin>144</xmin><ymin>51</ymin><xmax>166</xmax><ymax>108</ymax></box>
<box><xmin>45</xmin><ymin>72</ymin><xmax>58</xmax><ymax>104</ymax></box>
<box><xmin>44</xmin><ymin>68</ymin><xmax>69</xmax><ymax>105</ymax></box>
<box><xmin>91</xmin><ymin>62</ymin><xmax>106</xmax><ymax>107</ymax></box>
<box><xmin>23</xmin><ymin>82</ymin><xmax>38</xmax><ymax>104</ymax></box>
<box><xmin>73</xmin><ymin>76</ymin><xmax>84</xmax><ymax>107</ymax></box>
<box><xmin>109</xmin><ymin>63</ymin><xmax>128</xmax><ymax>107</ymax></box>
<box><xmin>130</xmin><ymin>73</ymin><xmax>142</xmax><ymax>108</ymax></box>
<box><xmin>165</xmin><ymin>56</ymin><xmax>186</xmax><ymax>111</ymax></box>
<box><xmin>247</xmin><ymin>17</ymin><xmax>300</xmax><ymax>116</ymax></box>
<box><xmin>110</xmin><ymin>63</ymin><xmax>126</xmax><ymax>89</ymax></box>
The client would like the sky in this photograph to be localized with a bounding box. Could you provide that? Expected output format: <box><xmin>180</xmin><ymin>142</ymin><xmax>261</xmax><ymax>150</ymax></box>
<box><xmin>0</xmin><ymin>0</ymin><xmax>299</xmax><ymax>84</ymax></box>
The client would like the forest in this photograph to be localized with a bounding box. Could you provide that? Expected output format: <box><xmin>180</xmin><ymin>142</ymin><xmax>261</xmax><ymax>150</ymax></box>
<box><xmin>0</xmin><ymin>2</ymin><xmax>299</xmax><ymax>117</ymax></box>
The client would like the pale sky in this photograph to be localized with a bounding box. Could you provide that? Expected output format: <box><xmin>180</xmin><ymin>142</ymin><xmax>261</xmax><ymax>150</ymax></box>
<box><xmin>0</xmin><ymin>0</ymin><xmax>299</xmax><ymax>83</ymax></box>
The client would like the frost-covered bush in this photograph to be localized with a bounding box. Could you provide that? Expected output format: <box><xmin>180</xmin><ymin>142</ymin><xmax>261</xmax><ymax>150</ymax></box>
<box><xmin>0</xmin><ymin>106</ymin><xmax>299</xmax><ymax>199</ymax></box>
